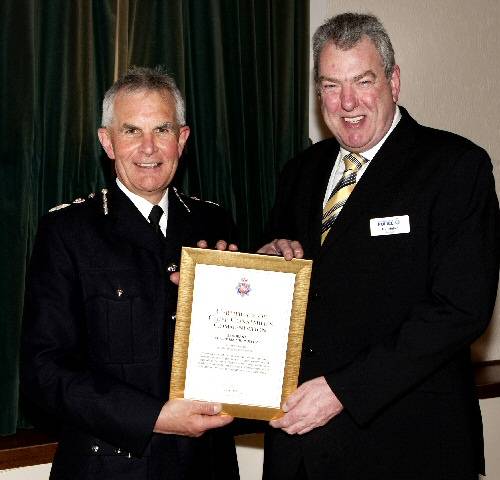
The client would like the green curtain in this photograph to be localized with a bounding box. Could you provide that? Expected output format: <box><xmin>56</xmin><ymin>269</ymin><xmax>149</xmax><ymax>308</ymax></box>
<box><xmin>0</xmin><ymin>0</ymin><xmax>309</xmax><ymax>435</ymax></box>
<box><xmin>0</xmin><ymin>0</ymin><xmax>114</xmax><ymax>435</ymax></box>
<box><xmin>126</xmin><ymin>0</ymin><xmax>310</xmax><ymax>249</ymax></box>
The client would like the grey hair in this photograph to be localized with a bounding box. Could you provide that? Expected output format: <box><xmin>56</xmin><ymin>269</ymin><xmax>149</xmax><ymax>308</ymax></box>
<box><xmin>101</xmin><ymin>66</ymin><xmax>186</xmax><ymax>127</ymax></box>
<box><xmin>313</xmin><ymin>13</ymin><xmax>395</xmax><ymax>85</ymax></box>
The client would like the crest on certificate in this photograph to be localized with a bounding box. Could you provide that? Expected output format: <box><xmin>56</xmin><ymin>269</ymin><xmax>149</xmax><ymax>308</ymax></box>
<box><xmin>236</xmin><ymin>277</ymin><xmax>251</xmax><ymax>297</ymax></box>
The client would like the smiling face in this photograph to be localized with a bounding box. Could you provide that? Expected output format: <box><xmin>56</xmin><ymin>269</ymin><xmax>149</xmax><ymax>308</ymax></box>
<box><xmin>317</xmin><ymin>37</ymin><xmax>400</xmax><ymax>153</ymax></box>
<box><xmin>98</xmin><ymin>89</ymin><xmax>190</xmax><ymax>204</ymax></box>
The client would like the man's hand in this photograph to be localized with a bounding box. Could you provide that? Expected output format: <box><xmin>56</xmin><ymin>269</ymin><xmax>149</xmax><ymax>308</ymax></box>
<box><xmin>154</xmin><ymin>399</ymin><xmax>233</xmax><ymax>437</ymax></box>
<box><xmin>269</xmin><ymin>377</ymin><xmax>343</xmax><ymax>435</ymax></box>
<box><xmin>170</xmin><ymin>239</ymin><xmax>239</xmax><ymax>285</ymax></box>
<box><xmin>257</xmin><ymin>239</ymin><xmax>304</xmax><ymax>261</ymax></box>
<box><xmin>197</xmin><ymin>239</ymin><xmax>239</xmax><ymax>252</ymax></box>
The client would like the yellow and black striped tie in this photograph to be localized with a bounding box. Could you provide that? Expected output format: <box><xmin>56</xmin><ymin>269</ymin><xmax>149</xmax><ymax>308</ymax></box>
<box><xmin>321</xmin><ymin>152</ymin><xmax>368</xmax><ymax>244</ymax></box>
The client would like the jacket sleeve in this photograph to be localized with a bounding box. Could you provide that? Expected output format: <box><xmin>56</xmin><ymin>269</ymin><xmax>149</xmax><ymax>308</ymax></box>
<box><xmin>325</xmin><ymin>147</ymin><xmax>500</xmax><ymax>425</ymax></box>
<box><xmin>21</xmin><ymin>215</ymin><xmax>164</xmax><ymax>455</ymax></box>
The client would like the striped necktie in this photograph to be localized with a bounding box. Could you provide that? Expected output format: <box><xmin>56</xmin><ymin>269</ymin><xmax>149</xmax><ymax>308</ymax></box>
<box><xmin>321</xmin><ymin>152</ymin><xmax>368</xmax><ymax>244</ymax></box>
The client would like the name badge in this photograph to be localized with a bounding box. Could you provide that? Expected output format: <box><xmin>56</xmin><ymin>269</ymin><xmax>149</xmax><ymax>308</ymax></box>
<box><xmin>370</xmin><ymin>215</ymin><xmax>410</xmax><ymax>236</ymax></box>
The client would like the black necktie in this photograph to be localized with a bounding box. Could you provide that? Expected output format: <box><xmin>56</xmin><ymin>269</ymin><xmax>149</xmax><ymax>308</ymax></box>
<box><xmin>148</xmin><ymin>205</ymin><xmax>164</xmax><ymax>236</ymax></box>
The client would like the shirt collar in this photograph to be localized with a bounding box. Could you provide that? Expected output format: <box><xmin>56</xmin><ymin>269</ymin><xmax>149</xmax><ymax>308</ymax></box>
<box><xmin>115</xmin><ymin>178</ymin><xmax>169</xmax><ymax>220</ymax></box>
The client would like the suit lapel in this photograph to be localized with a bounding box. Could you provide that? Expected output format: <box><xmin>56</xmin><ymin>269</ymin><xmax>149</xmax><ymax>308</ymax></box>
<box><xmin>163</xmin><ymin>187</ymin><xmax>191</xmax><ymax>263</ymax></box>
<box><xmin>320</xmin><ymin>108</ymin><xmax>419</xmax><ymax>253</ymax></box>
<box><xmin>307</xmin><ymin>141</ymin><xmax>339</xmax><ymax>260</ymax></box>
<box><xmin>104</xmin><ymin>184</ymin><xmax>164</xmax><ymax>257</ymax></box>
<box><xmin>104</xmin><ymin>185</ymin><xmax>194</xmax><ymax>270</ymax></box>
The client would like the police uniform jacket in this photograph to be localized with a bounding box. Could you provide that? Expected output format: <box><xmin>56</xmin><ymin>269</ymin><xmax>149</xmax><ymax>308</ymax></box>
<box><xmin>21</xmin><ymin>184</ymin><xmax>240</xmax><ymax>480</ymax></box>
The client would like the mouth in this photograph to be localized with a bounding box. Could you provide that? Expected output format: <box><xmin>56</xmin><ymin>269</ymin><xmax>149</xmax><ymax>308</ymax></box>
<box><xmin>343</xmin><ymin>115</ymin><xmax>365</xmax><ymax>126</ymax></box>
<box><xmin>135</xmin><ymin>162</ymin><xmax>161</xmax><ymax>169</ymax></box>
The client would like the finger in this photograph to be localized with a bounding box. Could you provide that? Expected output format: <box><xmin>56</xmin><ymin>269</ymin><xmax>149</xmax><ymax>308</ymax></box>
<box><xmin>275</xmin><ymin>239</ymin><xmax>294</xmax><ymax>260</ymax></box>
<box><xmin>169</xmin><ymin>272</ymin><xmax>180</xmax><ymax>285</ymax></box>
<box><xmin>228</xmin><ymin>243</ymin><xmax>239</xmax><ymax>251</ymax></box>
<box><xmin>279</xmin><ymin>415</ymin><xmax>305</xmax><ymax>434</ymax></box>
<box><xmin>197</xmin><ymin>239</ymin><xmax>208</xmax><ymax>249</ymax></box>
<box><xmin>269</xmin><ymin>418</ymin><xmax>286</xmax><ymax>429</ymax></box>
<box><xmin>297</xmin><ymin>425</ymin><xmax>314</xmax><ymax>435</ymax></box>
<box><xmin>270</xmin><ymin>411</ymin><xmax>296</xmax><ymax>429</ymax></box>
<box><xmin>290</xmin><ymin>240</ymin><xmax>304</xmax><ymax>259</ymax></box>
<box><xmin>215</xmin><ymin>240</ymin><xmax>228</xmax><ymax>250</ymax></box>
<box><xmin>275</xmin><ymin>240</ymin><xmax>293</xmax><ymax>260</ymax></box>
<box><xmin>257</xmin><ymin>242</ymin><xmax>277</xmax><ymax>255</ymax></box>
<box><xmin>283</xmin><ymin>424</ymin><xmax>301</xmax><ymax>435</ymax></box>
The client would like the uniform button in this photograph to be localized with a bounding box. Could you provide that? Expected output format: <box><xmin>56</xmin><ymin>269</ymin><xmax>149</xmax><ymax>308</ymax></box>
<box><xmin>114</xmin><ymin>448</ymin><xmax>122</xmax><ymax>454</ymax></box>
<box><xmin>166</xmin><ymin>262</ymin><xmax>178</xmax><ymax>273</ymax></box>
<box><xmin>170</xmin><ymin>314</ymin><xmax>176</xmax><ymax>321</ymax></box>
<box><xmin>91</xmin><ymin>444</ymin><xmax>99</xmax><ymax>453</ymax></box>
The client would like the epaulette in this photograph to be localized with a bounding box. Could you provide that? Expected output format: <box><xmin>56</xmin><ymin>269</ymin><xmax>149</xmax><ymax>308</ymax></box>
<box><xmin>173</xmin><ymin>187</ymin><xmax>191</xmax><ymax>213</ymax></box>
<box><xmin>173</xmin><ymin>187</ymin><xmax>221</xmax><ymax>211</ymax></box>
<box><xmin>48</xmin><ymin>196</ymin><xmax>86</xmax><ymax>212</ymax></box>
<box><xmin>48</xmin><ymin>203</ymin><xmax>71</xmax><ymax>212</ymax></box>
<box><xmin>189</xmin><ymin>196</ymin><xmax>221</xmax><ymax>207</ymax></box>
<box><xmin>48</xmin><ymin>189</ymin><xmax>109</xmax><ymax>214</ymax></box>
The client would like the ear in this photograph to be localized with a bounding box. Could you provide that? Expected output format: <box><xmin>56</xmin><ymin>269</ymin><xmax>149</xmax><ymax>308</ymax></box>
<box><xmin>390</xmin><ymin>65</ymin><xmax>401</xmax><ymax>103</ymax></box>
<box><xmin>177</xmin><ymin>126</ymin><xmax>190</xmax><ymax>157</ymax></box>
<box><xmin>98</xmin><ymin>127</ymin><xmax>115</xmax><ymax>160</ymax></box>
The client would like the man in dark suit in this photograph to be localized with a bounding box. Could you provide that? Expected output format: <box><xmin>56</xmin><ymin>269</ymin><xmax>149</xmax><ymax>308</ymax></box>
<box><xmin>259</xmin><ymin>13</ymin><xmax>500</xmax><ymax>480</ymax></box>
<box><xmin>21</xmin><ymin>67</ymin><xmax>240</xmax><ymax>479</ymax></box>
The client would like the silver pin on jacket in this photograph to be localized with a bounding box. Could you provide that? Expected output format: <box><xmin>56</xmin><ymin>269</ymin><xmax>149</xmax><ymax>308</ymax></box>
<box><xmin>101</xmin><ymin>188</ymin><xmax>108</xmax><ymax>215</ymax></box>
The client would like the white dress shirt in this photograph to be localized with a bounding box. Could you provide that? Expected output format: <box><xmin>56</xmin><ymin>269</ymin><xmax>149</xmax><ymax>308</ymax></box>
<box><xmin>116</xmin><ymin>178</ymin><xmax>169</xmax><ymax>236</ymax></box>
<box><xmin>323</xmin><ymin>105</ymin><xmax>402</xmax><ymax>207</ymax></box>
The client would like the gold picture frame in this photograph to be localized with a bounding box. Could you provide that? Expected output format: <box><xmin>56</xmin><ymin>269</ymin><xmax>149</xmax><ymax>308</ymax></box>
<box><xmin>169</xmin><ymin>247</ymin><xmax>312</xmax><ymax>421</ymax></box>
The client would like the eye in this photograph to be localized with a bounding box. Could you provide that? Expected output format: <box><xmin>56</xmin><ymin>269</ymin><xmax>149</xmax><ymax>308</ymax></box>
<box><xmin>123</xmin><ymin>127</ymin><xmax>140</xmax><ymax>135</ymax></box>
<box><xmin>156</xmin><ymin>126</ymin><xmax>172</xmax><ymax>135</ymax></box>
<box><xmin>358</xmin><ymin>78</ymin><xmax>374</xmax><ymax>87</ymax></box>
<box><xmin>320</xmin><ymin>82</ymin><xmax>339</xmax><ymax>94</ymax></box>
<box><xmin>155</xmin><ymin>123</ymin><xmax>179</xmax><ymax>136</ymax></box>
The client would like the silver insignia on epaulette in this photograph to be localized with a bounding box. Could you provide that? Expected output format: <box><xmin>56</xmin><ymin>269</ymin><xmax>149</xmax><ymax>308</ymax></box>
<box><xmin>185</xmin><ymin>192</ymin><xmax>220</xmax><ymax>207</ymax></box>
<box><xmin>88</xmin><ymin>192</ymin><xmax>96</xmax><ymax>199</ymax></box>
<box><xmin>173</xmin><ymin>187</ymin><xmax>191</xmax><ymax>213</ymax></box>
<box><xmin>73</xmin><ymin>198</ymin><xmax>85</xmax><ymax>204</ymax></box>
<box><xmin>49</xmin><ymin>203</ymin><xmax>71</xmax><ymax>212</ymax></box>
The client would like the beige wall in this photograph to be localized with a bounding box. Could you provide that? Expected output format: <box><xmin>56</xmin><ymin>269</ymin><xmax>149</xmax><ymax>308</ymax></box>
<box><xmin>310</xmin><ymin>1</ymin><xmax>500</xmax><ymax>479</ymax></box>
<box><xmin>310</xmin><ymin>0</ymin><xmax>500</xmax><ymax>362</ymax></box>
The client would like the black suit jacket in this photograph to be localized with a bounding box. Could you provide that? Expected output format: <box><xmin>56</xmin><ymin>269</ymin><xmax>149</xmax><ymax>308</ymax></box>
<box><xmin>21</xmin><ymin>185</ymin><xmax>240</xmax><ymax>480</ymax></box>
<box><xmin>263</xmin><ymin>108</ymin><xmax>500</xmax><ymax>479</ymax></box>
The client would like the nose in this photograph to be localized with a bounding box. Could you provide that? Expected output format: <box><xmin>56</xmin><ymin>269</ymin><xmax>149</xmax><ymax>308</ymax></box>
<box><xmin>340</xmin><ymin>85</ymin><xmax>357</xmax><ymax>111</ymax></box>
<box><xmin>140</xmin><ymin>133</ymin><xmax>157</xmax><ymax>156</ymax></box>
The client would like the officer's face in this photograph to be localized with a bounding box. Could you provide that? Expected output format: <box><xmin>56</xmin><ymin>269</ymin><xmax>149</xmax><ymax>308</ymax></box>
<box><xmin>98</xmin><ymin>89</ymin><xmax>189</xmax><ymax>204</ymax></box>
<box><xmin>317</xmin><ymin>37</ymin><xmax>400</xmax><ymax>153</ymax></box>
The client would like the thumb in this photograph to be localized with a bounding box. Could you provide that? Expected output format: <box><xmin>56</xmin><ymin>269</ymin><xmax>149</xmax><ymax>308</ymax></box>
<box><xmin>192</xmin><ymin>401</ymin><xmax>223</xmax><ymax>416</ymax></box>
<box><xmin>282</xmin><ymin>388</ymin><xmax>304</xmax><ymax>412</ymax></box>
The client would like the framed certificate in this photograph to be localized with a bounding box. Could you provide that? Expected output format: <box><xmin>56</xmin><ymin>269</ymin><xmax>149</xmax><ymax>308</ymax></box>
<box><xmin>169</xmin><ymin>247</ymin><xmax>312</xmax><ymax>421</ymax></box>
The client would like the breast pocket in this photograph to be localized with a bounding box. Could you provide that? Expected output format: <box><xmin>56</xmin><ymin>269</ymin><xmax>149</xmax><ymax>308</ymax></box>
<box><xmin>81</xmin><ymin>269</ymin><xmax>159</xmax><ymax>364</ymax></box>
